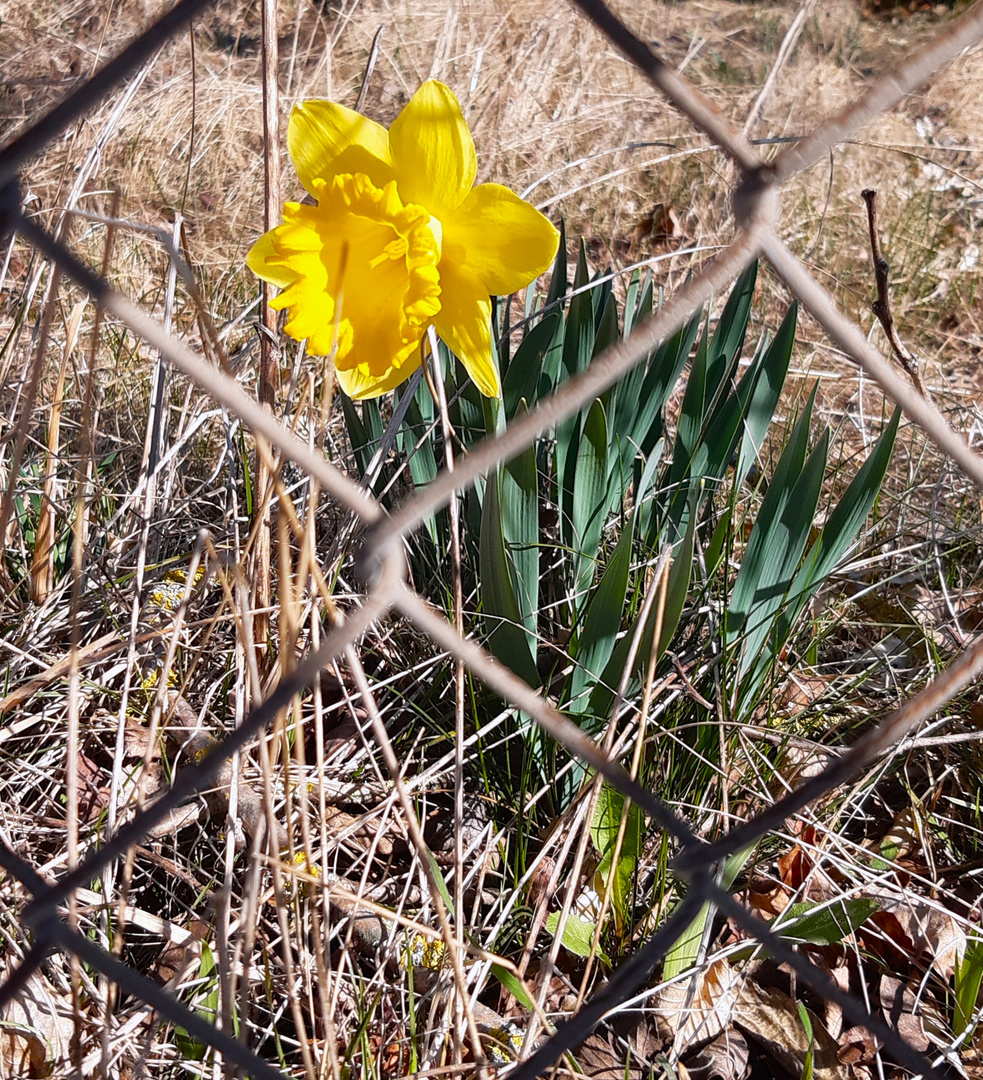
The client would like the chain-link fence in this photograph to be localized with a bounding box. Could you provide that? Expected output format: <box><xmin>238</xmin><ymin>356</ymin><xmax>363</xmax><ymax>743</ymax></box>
<box><xmin>2</xmin><ymin>0</ymin><xmax>983</xmax><ymax>1076</ymax></box>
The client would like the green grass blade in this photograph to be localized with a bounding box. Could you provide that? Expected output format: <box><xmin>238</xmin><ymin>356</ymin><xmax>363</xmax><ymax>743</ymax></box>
<box><xmin>955</xmin><ymin>938</ymin><xmax>983</xmax><ymax>1043</ymax></box>
<box><xmin>797</xmin><ymin>1001</ymin><xmax>815</xmax><ymax>1080</ymax></box>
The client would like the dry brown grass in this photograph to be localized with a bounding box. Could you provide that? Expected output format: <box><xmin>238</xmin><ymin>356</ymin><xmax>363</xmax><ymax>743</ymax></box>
<box><xmin>5</xmin><ymin>1</ymin><xmax>983</xmax><ymax>395</ymax></box>
<box><xmin>3</xmin><ymin>1</ymin><xmax>983</xmax><ymax>1077</ymax></box>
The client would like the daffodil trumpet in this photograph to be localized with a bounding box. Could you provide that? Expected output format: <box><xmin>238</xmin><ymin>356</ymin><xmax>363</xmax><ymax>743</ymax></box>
<box><xmin>247</xmin><ymin>80</ymin><xmax>560</xmax><ymax>401</ymax></box>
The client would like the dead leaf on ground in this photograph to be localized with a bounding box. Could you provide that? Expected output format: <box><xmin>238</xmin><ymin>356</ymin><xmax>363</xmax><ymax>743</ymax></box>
<box><xmin>631</xmin><ymin>202</ymin><xmax>682</xmax><ymax>250</ymax></box>
<box><xmin>0</xmin><ymin>971</ymin><xmax>74</xmax><ymax>1078</ymax></box>
<box><xmin>777</xmin><ymin>830</ymin><xmax>842</xmax><ymax>902</ymax></box>
<box><xmin>324</xmin><ymin>805</ymin><xmax>396</xmax><ymax>858</ymax></box>
<box><xmin>577</xmin><ymin>1016</ymin><xmax>661</xmax><ymax>1080</ymax></box>
<box><xmin>682</xmin><ymin>1028</ymin><xmax>750</xmax><ymax>1080</ymax></box>
<box><xmin>838</xmin><ymin>1024</ymin><xmax>881</xmax><ymax>1066</ymax></box>
<box><xmin>733</xmin><ymin>980</ymin><xmax>848</xmax><ymax>1080</ymax></box>
<box><xmin>654</xmin><ymin>959</ymin><xmax>744</xmax><ymax>1052</ymax></box>
<box><xmin>773</xmin><ymin>673</ymin><xmax>836</xmax><ymax>712</ymax></box>
<box><xmin>874</xmin><ymin>806</ymin><xmax>927</xmax><ymax>865</ymax></box>
<box><xmin>869</xmin><ymin>894</ymin><xmax>966</xmax><ymax>980</ymax></box>
<box><xmin>879</xmin><ymin>976</ymin><xmax>930</xmax><ymax>1053</ymax></box>
<box><xmin>823</xmin><ymin>954</ymin><xmax>851</xmax><ymax>1040</ymax></box>
<box><xmin>122</xmin><ymin>715</ymin><xmax>160</xmax><ymax>759</ymax></box>
<box><xmin>75</xmin><ymin>750</ymin><xmax>109</xmax><ymax>822</ymax></box>
<box><xmin>152</xmin><ymin>915</ymin><xmax>212</xmax><ymax>985</ymax></box>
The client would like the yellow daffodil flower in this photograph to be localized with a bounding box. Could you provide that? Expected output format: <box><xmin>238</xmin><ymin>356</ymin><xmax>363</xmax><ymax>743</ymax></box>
<box><xmin>247</xmin><ymin>80</ymin><xmax>559</xmax><ymax>400</ymax></box>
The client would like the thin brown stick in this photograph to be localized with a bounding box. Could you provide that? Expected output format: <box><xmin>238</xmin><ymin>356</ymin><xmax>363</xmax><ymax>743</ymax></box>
<box><xmin>343</xmin><ymin>644</ymin><xmax>491</xmax><ymax>1077</ymax></box>
<box><xmin>425</xmin><ymin>328</ymin><xmax>469</xmax><ymax>1061</ymax></box>
<box><xmin>761</xmin><ymin>229</ymin><xmax>983</xmax><ymax>491</ymax></box>
<box><xmin>253</xmin><ymin>0</ymin><xmax>281</xmax><ymax>656</ymax></box>
<box><xmin>355</xmin><ymin>26</ymin><xmax>384</xmax><ymax>113</ymax></box>
<box><xmin>861</xmin><ymin>188</ymin><xmax>925</xmax><ymax>397</ymax></box>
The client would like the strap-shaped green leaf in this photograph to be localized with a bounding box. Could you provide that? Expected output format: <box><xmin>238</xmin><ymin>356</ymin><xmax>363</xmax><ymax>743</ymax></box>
<box><xmin>734</xmin><ymin>302</ymin><xmax>798</xmax><ymax>486</ymax></box>
<box><xmin>569</xmin><ymin>510</ymin><xmax>634</xmax><ymax>712</ymax></box>
<box><xmin>571</xmin><ymin>398</ymin><xmax>610</xmax><ymax>601</ymax></box>
<box><xmin>706</xmin><ymin>258</ymin><xmax>757</xmax><ymax>399</ymax></box>
<box><xmin>626</xmin><ymin>306</ymin><xmax>700</xmax><ymax>462</ymax></box>
<box><xmin>771</xmin><ymin>406</ymin><xmax>901</xmax><ymax>661</ymax></box>
<box><xmin>500</xmin><ymin>402</ymin><xmax>539</xmax><ymax>645</ymax></box>
<box><xmin>502</xmin><ymin>310</ymin><xmax>561</xmax><ymax>418</ymax></box>
<box><xmin>479</xmin><ymin>467</ymin><xmax>540</xmax><ymax>687</ymax></box>
<box><xmin>562</xmin><ymin>239</ymin><xmax>594</xmax><ymax>379</ymax></box>
<box><xmin>591</xmin><ymin>782</ymin><xmax>645</xmax><ymax>935</ymax></box>
<box><xmin>727</xmin><ymin>384</ymin><xmax>828</xmax><ymax>686</ymax></box>
<box><xmin>555</xmin><ymin>243</ymin><xmax>594</xmax><ymax>551</ymax></box>
<box><xmin>396</xmin><ymin>388</ymin><xmax>440</xmax><ymax>546</ymax></box>
<box><xmin>586</xmin><ymin>508</ymin><xmax>692</xmax><ymax>720</ymax></box>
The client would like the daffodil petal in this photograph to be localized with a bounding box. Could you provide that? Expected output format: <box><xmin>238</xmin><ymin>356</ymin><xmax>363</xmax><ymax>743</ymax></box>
<box><xmin>443</xmin><ymin>183</ymin><xmax>560</xmax><ymax>296</ymax></box>
<box><xmin>246</xmin><ymin>228</ymin><xmax>298</xmax><ymax>289</ymax></box>
<box><xmin>432</xmin><ymin>262</ymin><xmax>499</xmax><ymax>397</ymax></box>
<box><xmin>388</xmin><ymin>80</ymin><xmax>476</xmax><ymax>215</ymax></box>
<box><xmin>288</xmin><ymin>100</ymin><xmax>393</xmax><ymax>195</ymax></box>
<box><xmin>336</xmin><ymin>350</ymin><xmax>422</xmax><ymax>400</ymax></box>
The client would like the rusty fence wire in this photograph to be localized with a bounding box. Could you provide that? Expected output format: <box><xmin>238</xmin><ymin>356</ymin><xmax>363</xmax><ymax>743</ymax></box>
<box><xmin>3</xmin><ymin>0</ymin><xmax>983</xmax><ymax>1076</ymax></box>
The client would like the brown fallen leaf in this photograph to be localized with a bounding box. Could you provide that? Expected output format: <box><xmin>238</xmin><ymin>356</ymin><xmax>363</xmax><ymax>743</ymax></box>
<box><xmin>733</xmin><ymin>981</ymin><xmax>849</xmax><ymax>1080</ymax></box>
<box><xmin>0</xmin><ymin>971</ymin><xmax>74</xmax><ymax>1078</ymax></box>
<box><xmin>323</xmin><ymin>805</ymin><xmax>396</xmax><ymax>858</ymax></box>
<box><xmin>823</xmin><ymin>955</ymin><xmax>851</xmax><ymax>1040</ymax></box>
<box><xmin>838</xmin><ymin>1024</ymin><xmax>881</xmax><ymax>1066</ymax></box>
<box><xmin>777</xmin><ymin>830</ymin><xmax>842</xmax><ymax>902</ymax></box>
<box><xmin>869</xmin><ymin>893</ymin><xmax>966</xmax><ymax>980</ymax></box>
<box><xmin>879</xmin><ymin>975</ymin><xmax>929</xmax><ymax>1054</ymax></box>
<box><xmin>875</xmin><ymin>806</ymin><xmax>926</xmax><ymax>864</ymax></box>
<box><xmin>632</xmin><ymin>202</ymin><xmax>682</xmax><ymax>250</ymax></box>
<box><xmin>153</xmin><ymin>915</ymin><xmax>213</xmax><ymax>985</ymax></box>
<box><xmin>75</xmin><ymin>750</ymin><xmax>110</xmax><ymax>823</ymax></box>
<box><xmin>122</xmin><ymin>714</ymin><xmax>160</xmax><ymax>760</ymax></box>
<box><xmin>655</xmin><ymin>959</ymin><xmax>744</xmax><ymax>1053</ymax></box>
<box><xmin>683</xmin><ymin>1028</ymin><xmax>750</xmax><ymax>1080</ymax></box>
<box><xmin>577</xmin><ymin>1016</ymin><xmax>661</xmax><ymax>1080</ymax></box>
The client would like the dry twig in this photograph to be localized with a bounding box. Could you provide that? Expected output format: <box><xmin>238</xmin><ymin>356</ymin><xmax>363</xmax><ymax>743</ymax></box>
<box><xmin>861</xmin><ymin>187</ymin><xmax>926</xmax><ymax>398</ymax></box>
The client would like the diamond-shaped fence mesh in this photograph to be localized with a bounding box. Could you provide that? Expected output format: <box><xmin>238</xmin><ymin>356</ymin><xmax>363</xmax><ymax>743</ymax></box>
<box><xmin>2</xmin><ymin>0</ymin><xmax>983</xmax><ymax>1076</ymax></box>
